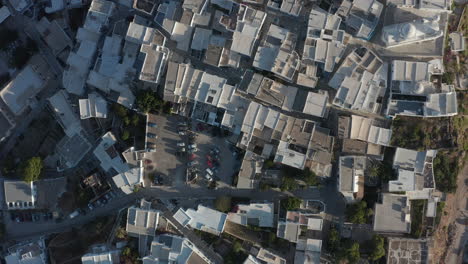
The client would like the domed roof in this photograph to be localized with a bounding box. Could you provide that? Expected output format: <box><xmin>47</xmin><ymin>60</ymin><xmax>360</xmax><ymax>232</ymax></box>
<box><xmin>400</xmin><ymin>23</ymin><xmax>416</xmax><ymax>39</ymax></box>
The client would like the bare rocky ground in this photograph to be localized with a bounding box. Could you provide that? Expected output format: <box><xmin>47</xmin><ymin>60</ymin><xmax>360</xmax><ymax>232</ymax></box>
<box><xmin>431</xmin><ymin>159</ymin><xmax>468</xmax><ymax>264</ymax></box>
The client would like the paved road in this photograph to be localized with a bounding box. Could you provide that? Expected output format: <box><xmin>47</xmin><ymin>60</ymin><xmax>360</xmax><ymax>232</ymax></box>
<box><xmin>5</xmin><ymin>182</ymin><xmax>345</xmax><ymax>242</ymax></box>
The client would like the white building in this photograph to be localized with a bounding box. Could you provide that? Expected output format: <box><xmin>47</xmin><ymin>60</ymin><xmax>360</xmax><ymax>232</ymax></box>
<box><xmin>329</xmin><ymin>47</ymin><xmax>387</xmax><ymax>115</ymax></box>
<box><xmin>253</xmin><ymin>24</ymin><xmax>300</xmax><ymax>82</ymax></box>
<box><xmin>142</xmin><ymin>234</ymin><xmax>213</xmax><ymax>264</ymax></box>
<box><xmin>338</xmin><ymin>156</ymin><xmax>366</xmax><ymax>203</ymax></box>
<box><xmin>4</xmin><ymin>181</ymin><xmax>37</xmax><ymax>210</ymax></box>
<box><xmin>173</xmin><ymin>205</ymin><xmax>227</xmax><ymax>235</ymax></box>
<box><xmin>81</xmin><ymin>247</ymin><xmax>120</xmax><ymax>264</ymax></box>
<box><xmin>126</xmin><ymin>206</ymin><xmax>160</xmax><ymax>237</ymax></box>
<box><xmin>350</xmin><ymin>115</ymin><xmax>392</xmax><ymax>146</ymax></box>
<box><xmin>63</xmin><ymin>0</ymin><xmax>115</xmax><ymax>95</ymax></box>
<box><xmin>227</xmin><ymin>5</ymin><xmax>267</xmax><ymax>58</ymax></box>
<box><xmin>93</xmin><ymin>132</ymin><xmax>129</xmax><ymax>173</ymax></box>
<box><xmin>387</xmin><ymin>59</ymin><xmax>458</xmax><ymax>118</ymax></box>
<box><xmin>5</xmin><ymin>238</ymin><xmax>47</xmax><ymax>264</ymax></box>
<box><xmin>0</xmin><ymin>65</ymin><xmax>47</xmax><ymax>116</ymax></box>
<box><xmin>373</xmin><ymin>194</ymin><xmax>411</xmax><ymax>234</ymax></box>
<box><xmin>381</xmin><ymin>15</ymin><xmax>443</xmax><ymax>48</ymax></box>
<box><xmin>227</xmin><ymin>203</ymin><xmax>274</xmax><ymax>227</ymax></box>
<box><xmin>0</xmin><ymin>6</ymin><xmax>11</xmax><ymax>24</ymax></box>
<box><xmin>112</xmin><ymin>165</ymin><xmax>144</xmax><ymax>194</ymax></box>
<box><xmin>303</xmin><ymin>7</ymin><xmax>345</xmax><ymax>73</ymax></box>
<box><xmin>389</xmin><ymin>148</ymin><xmax>437</xmax><ymax>199</ymax></box>
<box><xmin>79</xmin><ymin>93</ymin><xmax>108</xmax><ymax>119</ymax></box>
<box><xmin>48</xmin><ymin>90</ymin><xmax>92</xmax><ymax>171</ymax></box>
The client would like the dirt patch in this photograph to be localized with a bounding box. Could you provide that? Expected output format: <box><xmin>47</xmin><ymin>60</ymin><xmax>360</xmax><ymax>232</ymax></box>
<box><xmin>223</xmin><ymin>221</ymin><xmax>262</xmax><ymax>244</ymax></box>
<box><xmin>431</xmin><ymin>158</ymin><xmax>468</xmax><ymax>263</ymax></box>
<box><xmin>49</xmin><ymin>216</ymin><xmax>116</xmax><ymax>263</ymax></box>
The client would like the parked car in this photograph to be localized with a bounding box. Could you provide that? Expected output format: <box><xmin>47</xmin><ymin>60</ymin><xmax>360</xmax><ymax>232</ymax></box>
<box><xmin>205</xmin><ymin>168</ymin><xmax>214</xmax><ymax>181</ymax></box>
<box><xmin>33</xmin><ymin>213</ymin><xmax>40</xmax><ymax>222</ymax></box>
<box><xmin>187</xmin><ymin>148</ymin><xmax>198</xmax><ymax>154</ymax></box>
<box><xmin>204</xmin><ymin>174</ymin><xmax>213</xmax><ymax>181</ymax></box>
<box><xmin>188</xmin><ymin>143</ymin><xmax>197</xmax><ymax>150</ymax></box>
<box><xmin>148</xmin><ymin>122</ymin><xmax>157</xmax><ymax>128</ymax></box>
<box><xmin>177</xmin><ymin>142</ymin><xmax>186</xmax><ymax>147</ymax></box>
<box><xmin>187</xmin><ymin>160</ymin><xmax>199</xmax><ymax>166</ymax></box>
<box><xmin>147</xmin><ymin>133</ymin><xmax>158</xmax><ymax>139</ymax></box>
<box><xmin>69</xmin><ymin>210</ymin><xmax>80</xmax><ymax>219</ymax></box>
<box><xmin>211</xmin><ymin>147</ymin><xmax>220</xmax><ymax>154</ymax></box>
<box><xmin>178</xmin><ymin>122</ymin><xmax>187</xmax><ymax>126</ymax></box>
<box><xmin>88</xmin><ymin>203</ymin><xmax>95</xmax><ymax>210</ymax></box>
<box><xmin>178</xmin><ymin>131</ymin><xmax>186</xmax><ymax>136</ymax></box>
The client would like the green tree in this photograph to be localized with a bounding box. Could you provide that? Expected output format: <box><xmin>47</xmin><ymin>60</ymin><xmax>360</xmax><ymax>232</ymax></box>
<box><xmin>369</xmin><ymin>235</ymin><xmax>386</xmax><ymax>261</ymax></box>
<box><xmin>281</xmin><ymin>196</ymin><xmax>302</xmax><ymax>210</ymax></box>
<box><xmin>280</xmin><ymin>176</ymin><xmax>298</xmax><ymax>191</ymax></box>
<box><xmin>214</xmin><ymin>196</ymin><xmax>232</xmax><ymax>212</ymax></box>
<box><xmin>162</xmin><ymin>101</ymin><xmax>172</xmax><ymax>114</ymax></box>
<box><xmin>327</xmin><ymin>227</ymin><xmax>340</xmax><ymax>253</ymax></box>
<box><xmin>21</xmin><ymin>157</ymin><xmax>43</xmax><ymax>182</ymax></box>
<box><xmin>264</xmin><ymin>159</ymin><xmax>275</xmax><ymax>169</ymax></box>
<box><xmin>346</xmin><ymin>201</ymin><xmax>371</xmax><ymax>224</ymax></box>
<box><xmin>232</xmin><ymin>240</ymin><xmax>242</xmax><ymax>253</ymax></box>
<box><xmin>345</xmin><ymin>242</ymin><xmax>361</xmax><ymax>264</ymax></box>
<box><xmin>113</xmin><ymin>104</ymin><xmax>128</xmax><ymax>118</ymax></box>
<box><xmin>116</xmin><ymin>227</ymin><xmax>127</xmax><ymax>239</ymax></box>
<box><xmin>121</xmin><ymin>130</ymin><xmax>130</xmax><ymax>141</ymax></box>
<box><xmin>302</xmin><ymin>168</ymin><xmax>318</xmax><ymax>186</ymax></box>
<box><xmin>136</xmin><ymin>91</ymin><xmax>162</xmax><ymax>113</ymax></box>
<box><xmin>131</xmin><ymin>114</ymin><xmax>140</xmax><ymax>126</ymax></box>
<box><xmin>122</xmin><ymin>247</ymin><xmax>131</xmax><ymax>256</ymax></box>
<box><xmin>123</xmin><ymin>116</ymin><xmax>130</xmax><ymax>127</ymax></box>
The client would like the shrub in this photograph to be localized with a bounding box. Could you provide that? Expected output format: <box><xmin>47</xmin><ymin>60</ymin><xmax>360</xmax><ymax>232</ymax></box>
<box><xmin>21</xmin><ymin>157</ymin><xmax>43</xmax><ymax>182</ymax></box>
<box><xmin>281</xmin><ymin>196</ymin><xmax>302</xmax><ymax>210</ymax></box>
<box><xmin>136</xmin><ymin>91</ymin><xmax>162</xmax><ymax>113</ymax></box>
<box><xmin>280</xmin><ymin>176</ymin><xmax>298</xmax><ymax>191</ymax></box>
<box><xmin>346</xmin><ymin>201</ymin><xmax>372</xmax><ymax>224</ymax></box>
<box><xmin>121</xmin><ymin>130</ymin><xmax>130</xmax><ymax>141</ymax></box>
<box><xmin>433</xmin><ymin>153</ymin><xmax>458</xmax><ymax>193</ymax></box>
<box><xmin>369</xmin><ymin>235</ymin><xmax>385</xmax><ymax>261</ymax></box>
<box><xmin>264</xmin><ymin>159</ymin><xmax>275</xmax><ymax>169</ymax></box>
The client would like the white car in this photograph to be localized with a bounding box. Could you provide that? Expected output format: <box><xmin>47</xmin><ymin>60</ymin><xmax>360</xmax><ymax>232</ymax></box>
<box><xmin>177</xmin><ymin>142</ymin><xmax>185</xmax><ymax>147</ymax></box>
<box><xmin>205</xmin><ymin>168</ymin><xmax>214</xmax><ymax>179</ymax></box>
<box><xmin>204</xmin><ymin>174</ymin><xmax>213</xmax><ymax>181</ymax></box>
<box><xmin>188</xmin><ymin>143</ymin><xmax>197</xmax><ymax>150</ymax></box>
<box><xmin>187</xmin><ymin>160</ymin><xmax>199</xmax><ymax>166</ymax></box>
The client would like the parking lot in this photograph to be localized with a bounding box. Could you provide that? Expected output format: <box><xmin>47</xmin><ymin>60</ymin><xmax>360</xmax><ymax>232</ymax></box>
<box><xmin>143</xmin><ymin>114</ymin><xmax>241</xmax><ymax>188</ymax></box>
<box><xmin>187</xmin><ymin>121</ymin><xmax>241</xmax><ymax>188</ymax></box>
<box><xmin>144</xmin><ymin>114</ymin><xmax>187</xmax><ymax>186</ymax></box>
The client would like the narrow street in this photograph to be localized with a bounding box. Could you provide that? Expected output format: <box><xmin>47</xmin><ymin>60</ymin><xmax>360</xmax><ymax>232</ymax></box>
<box><xmin>4</xmin><ymin>182</ymin><xmax>345</xmax><ymax>243</ymax></box>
